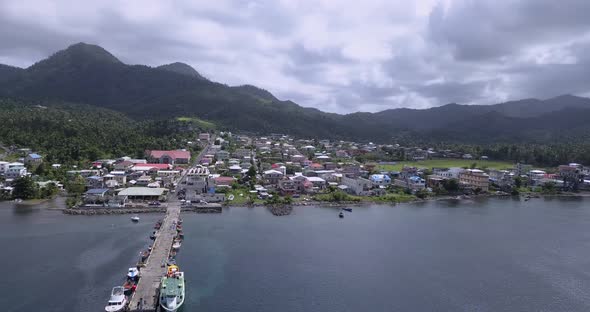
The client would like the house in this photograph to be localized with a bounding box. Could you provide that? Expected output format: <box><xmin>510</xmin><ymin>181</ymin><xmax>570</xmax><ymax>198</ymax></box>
<box><xmin>233</xmin><ymin>148</ymin><xmax>251</xmax><ymax>158</ymax></box>
<box><xmin>278</xmin><ymin>179</ymin><xmax>297</xmax><ymax>195</ymax></box>
<box><xmin>340</xmin><ymin>176</ymin><xmax>372</xmax><ymax>196</ymax></box>
<box><xmin>86</xmin><ymin>175</ymin><xmax>104</xmax><ymax>189</ymax></box>
<box><xmin>199</xmin><ymin>133</ymin><xmax>210</xmax><ymax>141</ymax></box>
<box><xmin>132</xmin><ymin>163</ymin><xmax>172</xmax><ymax>173</ymax></box>
<box><xmin>25</xmin><ymin>153</ymin><xmax>43</xmax><ymax>166</ymax></box>
<box><xmin>0</xmin><ymin>161</ymin><xmax>9</xmax><ymax>174</ymax></box>
<box><xmin>459</xmin><ymin>169</ymin><xmax>489</xmax><ymax>192</ymax></box>
<box><xmin>291</xmin><ymin>154</ymin><xmax>306</xmax><ymax>164</ymax></box>
<box><xmin>263</xmin><ymin>169</ymin><xmax>284</xmax><ymax>185</ymax></box>
<box><xmin>229</xmin><ymin>165</ymin><xmax>243</xmax><ymax>175</ymax></box>
<box><xmin>370</xmin><ymin>174</ymin><xmax>391</xmax><ymax>186</ymax></box>
<box><xmin>214</xmin><ymin>176</ymin><xmax>235</xmax><ymax>187</ymax></box>
<box><xmin>335</xmin><ymin>150</ymin><xmax>349</xmax><ymax>158</ymax></box>
<box><xmin>323</xmin><ymin>162</ymin><xmax>337</xmax><ymax>170</ymax></box>
<box><xmin>114</xmin><ymin>161</ymin><xmax>134</xmax><ymax>171</ymax></box>
<box><xmin>147</xmin><ymin>150</ymin><xmax>191</xmax><ymax>164</ymax></box>
<box><xmin>84</xmin><ymin>188</ymin><xmax>110</xmax><ymax>204</ymax></box>
<box><xmin>307</xmin><ymin>176</ymin><xmax>326</xmax><ymax>190</ymax></box>
<box><xmin>5</xmin><ymin>162</ymin><xmax>27</xmax><ymax>179</ymax></box>
<box><xmin>432</xmin><ymin>167</ymin><xmax>465</xmax><ymax>179</ymax></box>
<box><xmin>214</xmin><ymin>150</ymin><xmax>229</xmax><ymax>161</ymax></box>
<box><xmin>290</xmin><ymin>175</ymin><xmax>313</xmax><ymax>193</ymax></box>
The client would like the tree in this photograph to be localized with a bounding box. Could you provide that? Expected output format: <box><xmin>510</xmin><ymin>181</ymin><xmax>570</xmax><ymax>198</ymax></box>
<box><xmin>514</xmin><ymin>176</ymin><xmax>522</xmax><ymax>188</ymax></box>
<box><xmin>12</xmin><ymin>176</ymin><xmax>39</xmax><ymax>200</ymax></box>
<box><xmin>247</xmin><ymin>166</ymin><xmax>257</xmax><ymax>178</ymax></box>
<box><xmin>443</xmin><ymin>179</ymin><xmax>459</xmax><ymax>192</ymax></box>
<box><xmin>66</xmin><ymin>175</ymin><xmax>86</xmax><ymax>195</ymax></box>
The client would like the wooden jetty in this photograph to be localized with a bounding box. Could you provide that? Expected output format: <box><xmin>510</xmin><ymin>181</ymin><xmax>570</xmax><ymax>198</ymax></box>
<box><xmin>127</xmin><ymin>202</ymin><xmax>181</xmax><ymax>311</ymax></box>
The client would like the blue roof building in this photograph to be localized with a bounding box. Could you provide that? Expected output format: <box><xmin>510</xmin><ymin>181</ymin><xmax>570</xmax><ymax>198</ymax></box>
<box><xmin>370</xmin><ymin>174</ymin><xmax>391</xmax><ymax>185</ymax></box>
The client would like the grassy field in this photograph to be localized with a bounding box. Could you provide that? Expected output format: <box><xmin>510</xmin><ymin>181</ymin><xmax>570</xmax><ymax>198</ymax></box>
<box><xmin>176</xmin><ymin>116</ymin><xmax>216</xmax><ymax>129</ymax></box>
<box><xmin>377</xmin><ymin>159</ymin><xmax>515</xmax><ymax>171</ymax></box>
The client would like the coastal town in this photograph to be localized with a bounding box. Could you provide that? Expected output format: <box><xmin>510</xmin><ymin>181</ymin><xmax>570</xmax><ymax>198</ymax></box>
<box><xmin>1</xmin><ymin>131</ymin><xmax>590</xmax><ymax>212</ymax></box>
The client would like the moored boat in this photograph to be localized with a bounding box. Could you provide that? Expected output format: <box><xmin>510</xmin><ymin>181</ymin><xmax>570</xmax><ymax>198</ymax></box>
<box><xmin>105</xmin><ymin>286</ymin><xmax>127</xmax><ymax>312</ymax></box>
<box><xmin>159</xmin><ymin>265</ymin><xmax>185</xmax><ymax>312</ymax></box>
<box><xmin>342</xmin><ymin>208</ymin><xmax>352</xmax><ymax>212</ymax></box>
<box><xmin>127</xmin><ymin>267</ymin><xmax>140</xmax><ymax>281</ymax></box>
<box><xmin>131</xmin><ymin>216</ymin><xmax>140</xmax><ymax>222</ymax></box>
<box><xmin>123</xmin><ymin>280</ymin><xmax>137</xmax><ymax>295</ymax></box>
<box><xmin>339</xmin><ymin>211</ymin><xmax>344</xmax><ymax>218</ymax></box>
<box><xmin>172</xmin><ymin>241</ymin><xmax>181</xmax><ymax>250</ymax></box>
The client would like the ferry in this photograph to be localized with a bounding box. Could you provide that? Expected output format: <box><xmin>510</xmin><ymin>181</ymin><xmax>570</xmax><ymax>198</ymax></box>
<box><xmin>159</xmin><ymin>265</ymin><xmax>185</xmax><ymax>311</ymax></box>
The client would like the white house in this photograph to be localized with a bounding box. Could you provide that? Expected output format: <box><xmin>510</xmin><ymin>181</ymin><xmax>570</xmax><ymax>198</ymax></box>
<box><xmin>263</xmin><ymin>169</ymin><xmax>284</xmax><ymax>185</ymax></box>
<box><xmin>6</xmin><ymin>162</ymin><xmax>27</xmax><ymax>179</ymax></box>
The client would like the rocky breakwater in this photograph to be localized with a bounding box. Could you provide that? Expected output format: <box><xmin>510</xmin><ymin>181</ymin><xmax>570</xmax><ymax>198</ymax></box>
<box><xmin>267</xmin><ymin>204</ymin><xmax>293</xmax><ymax>216</ymax></box>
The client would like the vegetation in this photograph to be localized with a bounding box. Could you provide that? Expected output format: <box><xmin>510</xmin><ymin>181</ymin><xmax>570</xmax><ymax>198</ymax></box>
<box><xmin>0</xmin><ymin>99</ymin><xmax>200</xmax><ymax>164</ymax></box>
<box><xmin>8</xmin><ymin>176</ymin><xmax>59</xmax><ymax>200</ymax></box>
<box><xmin>377</xmin><ymin>159</ymin><xmax>514</xmax><ymax>172</ymax></box>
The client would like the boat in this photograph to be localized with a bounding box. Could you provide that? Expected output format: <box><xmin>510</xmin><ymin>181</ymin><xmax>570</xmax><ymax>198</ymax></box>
<box><xmin>172</xmin><ymin>241</ymin><xmax>181</xmax><ymax>250</ymax></box>
<box><xmin>150</xmin><ymin>231</ymin><xmax>158</xmax><ymax>240</ymax></box>
<box><xmin>228</xmin><ymin>194</ymin><xmax>235</xmax><ymax>201</ymax></box>
<box><xmin>131</xmin><ymin>216</ymin><xmax>140</xmax><ymax>222</ymax></box>
<box><xmin>342</xmin><ymin>208</ymin><xmax>352</xmax><ymax>212</ymax></box>
<box><xmin>13</xmin><ymin>198</ymin><xmax>23</xmax><ymax>203</ymax></box>
<box><xmin>339</xmin><ymin>211</ymin><xmax>344</xmax><ymax>218</ymax></box>
<box><xmin>159</xmin><ymin>265</ymin><xmax>185</xmax><ymax>312</ymax></box>
<box><xmin>140</xmin><ymin>250</ymin><xmax>150</xmax><ymax>262</ymax></box>
<box><xmin>127</xmin><ymin>267</ymin><xmax>140</xmax><ymax>281</ymax></box>
<box><xmin>105</xmin><ymin>286</ymin><xmax>127</xmax><ymax>312</ymax></box>
<box><xmin>123</xmin><ymin>280</ymin><xmax>137</xmax><ymax>295</ymax></box>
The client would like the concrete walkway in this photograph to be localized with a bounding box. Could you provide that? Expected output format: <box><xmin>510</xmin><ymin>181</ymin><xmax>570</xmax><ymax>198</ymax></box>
<box><xmin>128</xmin><ymin>202</ymin><xmax>181</xmax><ymax>311</ymax></box>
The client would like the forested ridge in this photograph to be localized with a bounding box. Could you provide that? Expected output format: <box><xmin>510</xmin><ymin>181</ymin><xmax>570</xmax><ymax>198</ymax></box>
<box><xmin>0</xmin><ymin>98</ymin><xmax>196</xmax><ymax>164</ymax></box>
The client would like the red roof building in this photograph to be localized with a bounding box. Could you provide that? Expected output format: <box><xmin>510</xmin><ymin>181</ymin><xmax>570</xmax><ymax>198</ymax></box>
<box><xmin>133</xmin><ymin>163</ymin><xmax>173</xmax><ymax>170</ymax></box>
<box><xmin>214</xmin><ymin>177</ymin><xmax>235</xmax><ymax>186</ymax></box>
<box><xmin>147</xmin><ymin>150</ymin><xmax>191</xmax><ymax>165</ymax></box>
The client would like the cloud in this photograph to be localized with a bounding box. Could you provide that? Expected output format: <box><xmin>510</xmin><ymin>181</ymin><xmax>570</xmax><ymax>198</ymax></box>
<box><xmin>1</xmin><ymin>0</ymin><xmax>590</xmax><ymax>113</ymax></box>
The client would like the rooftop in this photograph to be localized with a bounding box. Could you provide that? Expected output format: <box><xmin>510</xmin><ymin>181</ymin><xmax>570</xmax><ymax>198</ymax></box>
<box><xmin>118</xmin><ymin>187</ymin><xmax>167</xmax><ymax>196</ymax></box>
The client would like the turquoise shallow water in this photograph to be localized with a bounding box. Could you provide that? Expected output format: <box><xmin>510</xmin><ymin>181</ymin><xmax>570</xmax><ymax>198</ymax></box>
<box><xmin>3</xmin><ymin>197</ymin><xmax>590</xmax><ymax>311</ymax></box>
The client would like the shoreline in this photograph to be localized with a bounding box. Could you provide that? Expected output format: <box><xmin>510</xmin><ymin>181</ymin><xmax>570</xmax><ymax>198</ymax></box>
<box><xmin>56</xmin><ymin>191</ymin><xmax>590</xmax><ymax>215</ymax></box>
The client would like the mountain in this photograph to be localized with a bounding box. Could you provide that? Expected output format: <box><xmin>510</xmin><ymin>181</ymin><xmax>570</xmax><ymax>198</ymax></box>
<box><xmin>157</xmin><ymin>62</ymin><xmax>206</xmax><ymax>80</ymax></box>
<box><xmin>1</xmin><ymin>42</ymin><xmax>590</xmax><ymax>143</ymax></box>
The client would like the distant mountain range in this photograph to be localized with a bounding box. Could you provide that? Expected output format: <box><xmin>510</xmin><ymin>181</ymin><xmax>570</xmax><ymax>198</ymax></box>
<box><xmin>1</xmin><ymin>42</ymin><xmax>590</xmax><ymax>143</ymax></box>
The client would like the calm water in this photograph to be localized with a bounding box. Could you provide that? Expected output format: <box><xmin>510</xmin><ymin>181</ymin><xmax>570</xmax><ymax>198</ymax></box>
<box><xmin>2</xmin><ymin>197</ymin><xmax>590</xmax><ymax>311</ymax></box>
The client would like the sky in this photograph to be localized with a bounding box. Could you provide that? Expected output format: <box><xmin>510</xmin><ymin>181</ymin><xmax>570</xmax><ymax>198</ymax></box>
<box><xmin>1</xmin><ymin>0</ymin><xmax>590</xmax><ymax>113</ymax></box>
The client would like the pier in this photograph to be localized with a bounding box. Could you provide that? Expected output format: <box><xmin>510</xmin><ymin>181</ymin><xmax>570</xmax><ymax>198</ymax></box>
<box><xmin>128</xmin><ymin>202</ymin><xmax>181</xmax><ymax>311</ymax></box>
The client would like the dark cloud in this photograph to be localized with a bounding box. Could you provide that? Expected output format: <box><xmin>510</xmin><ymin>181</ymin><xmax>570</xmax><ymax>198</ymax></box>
<box><xmin>1</xmin><ymin>0</ymin><xmax>590</xmax><ymax>113</ymax></box>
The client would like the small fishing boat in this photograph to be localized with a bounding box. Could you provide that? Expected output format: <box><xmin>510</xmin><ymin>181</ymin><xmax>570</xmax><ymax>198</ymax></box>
<box><xmin>150</xmin><ymin>231</ymin><xmax>158</xmax><ymax>240</ymax></box>
<box><xmin>140</xmin><ymin>250</ymin><xmax>150</xmax><ymax>262</ymax></box>
<box><xmin>13</xmin><ymin>198</ymin><xmax>23</xmax><ymax>203</ymax></box>
<box><xmin>127</xmin><ymin>267</ymin><xmax>140</xmax><ymax>281</ymax></box>
<box><xmin>177</xmin><ymin>218</ymin><xmax>183</xmax><ymax>225</ymax></box>
<box><xmin>339</xmin><ymin>211</ymin><xmax>344</xmax><ymax>218</ymax></box>
<box><xmin>172</xmin><ymin>241</ymin><xmax>181</xmax><ymax>250</ymax></box>
<box><xmin>177</xmin><ymin>231</ymin><xmax>184</xmax><ymax>239</ymax></box>
<box><xmin>342</xmin><ymin>208</ymin><xmax>352</xmax><ymax>212</ymax></box>
<box><xmin>131</xmin><ymin>216</ymin><xmax>140</xmax><ymax>222</ymax></box>
<box><xmin>123</xmin><ymin>280</ymin><xmax>137</xmax><ymax>295</ymax></box>
<box><xmin>105</xmin><ymin>286</ymin><xmax>127</xmax><ymax>312</ymax></box>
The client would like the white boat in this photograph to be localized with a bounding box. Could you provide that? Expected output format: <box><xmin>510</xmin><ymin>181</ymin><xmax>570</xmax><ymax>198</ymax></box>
<box><xmin>131</xmin><ymin>216</ymin><xmax>140</xmax><ymax>222</ymax></box>
<box><xmin>172</xmin><ymin>241</ymin><xmax>182</xmax><ymax>250</ymax></box>
<box><xmin>105</xmin><ymin>286</ymin><xmax>127</xmax><ymax>312</ymax></box>
<box><xmin>127</xmin><ymin>267</ymin><xmax>140</xmax><ymax>280</ymax></box>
